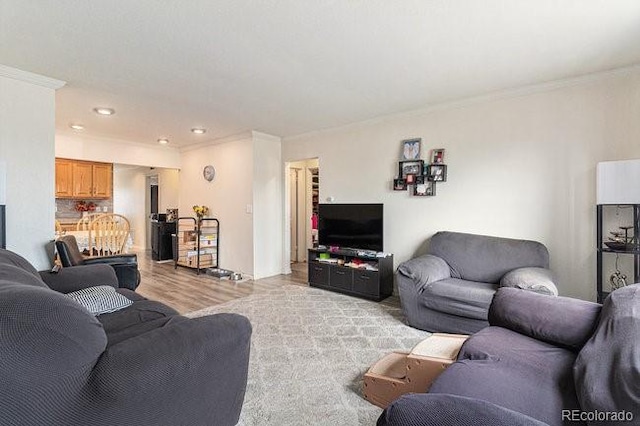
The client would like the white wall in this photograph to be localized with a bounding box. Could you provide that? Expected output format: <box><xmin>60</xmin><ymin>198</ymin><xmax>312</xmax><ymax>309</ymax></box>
<box><xmin>253</xmin><ymin>132</ymin><xmax>283</xmax><ymax>279</ymax></box>
<box><xmin>283</xmin><ymin>69</ymin><xmax>640</xmax><ymax>301</ymax></box>
<box><xmin>179</xmin><ymin>135</ymin><xmax>255</xmax><ymax>275</ymax></box>
<box><xmin>113</xmin><ymin>166</ymin><xmax>147</xmax><ymax>250</ymax></box>
<box><xmin>56</xmin><ymin>133</ymin><xmax>181</xmax><ymax>169</ymax></box>
<box><xmin>0</xmin><ymin>67</ymin><xmax>64</xmax><ymax>268</ymax></box>
<box><xmin>157</xmin><ymin>168</ymin><xmax>180</xmax><ymax>212</ymax></box>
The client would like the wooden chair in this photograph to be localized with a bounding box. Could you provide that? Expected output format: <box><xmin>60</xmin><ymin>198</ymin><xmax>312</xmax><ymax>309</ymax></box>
<box><xmin>88</xmin><ymin>213</ymin><xmax>131</xmax><ymax>256</ymax></box>
<box><xmin>76</xmin><ymin>213</ymin><xmax>104</xmax><ymax>231</ymax></box>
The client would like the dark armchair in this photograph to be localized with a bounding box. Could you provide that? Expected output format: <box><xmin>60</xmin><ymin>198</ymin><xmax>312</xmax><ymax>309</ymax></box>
<box><xmin>56</xmin><ymin>234</ymin><xmax>141</xmax><ymax>290</ymax></box>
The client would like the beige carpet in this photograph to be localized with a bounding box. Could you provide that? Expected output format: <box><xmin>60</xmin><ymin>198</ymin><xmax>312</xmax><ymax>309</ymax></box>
<box><xmin>188</xmin><ymin>284</ymin><xmax>429</xmax><ymax>425</ymax></box>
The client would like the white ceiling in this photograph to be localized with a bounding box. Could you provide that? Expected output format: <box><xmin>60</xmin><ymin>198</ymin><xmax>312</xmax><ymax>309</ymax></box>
<box><xmin>1</xmin><ymin>1</ymin><xmax>639</xmax><ymax>147</ymax></box>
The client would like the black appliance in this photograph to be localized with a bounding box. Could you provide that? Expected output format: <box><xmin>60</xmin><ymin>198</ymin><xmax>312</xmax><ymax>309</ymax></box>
<box><xmin>151</xmin><ymin>220</ymin><xmax>176</xmax><ymax>261</ymax></box>
<box><xmin>318</xmin><ymin>203</ymin><xmax>383</xmax><ymax>252</ymax></box>
<box><xmin>150</xmin><ymin>213</ymin><xmax>167</xmax><ymax>222</ymax></box>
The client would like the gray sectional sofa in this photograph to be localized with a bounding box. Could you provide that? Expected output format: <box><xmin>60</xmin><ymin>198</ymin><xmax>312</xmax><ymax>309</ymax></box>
<box><xmin>398</xmin><ymin>231</ymin><xmax>557</xmax><ymax>334</ymax></box>
<box><xmin>0</xmin><ymin>248</ymin><xmax>251</xmax><ymax>426</ymax></box>
<box><xmin>379</xmin><ymin>285</ymin><xmax>640</xmax><ymax>426</ymax></box>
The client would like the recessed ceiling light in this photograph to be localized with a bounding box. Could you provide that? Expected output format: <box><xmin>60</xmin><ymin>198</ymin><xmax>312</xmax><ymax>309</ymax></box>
<box><xmin>93</xmin><ymin>107</ymin><xmax>115</xmax><ymax>116</ymax></box>
<box><xmin>157</xmin><ymin>138</ymin><xmax>169</xmax><ymax>145</ymax></box>
<box><xmin>69</xmin><ymin>124</ymin><xmax>85</xmax><ymax>131</ymax></box>
<box><xmin>191</xmin><ymin>128</ymin><xmax>206</xmax><ymax>135</ymax></box>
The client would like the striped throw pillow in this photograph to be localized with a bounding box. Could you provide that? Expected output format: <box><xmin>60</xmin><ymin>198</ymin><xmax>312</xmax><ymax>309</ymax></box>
<box><xmin>65</xmin><ymin>285</ymin><xmax>133</xmax><ymax>316</ymax></box>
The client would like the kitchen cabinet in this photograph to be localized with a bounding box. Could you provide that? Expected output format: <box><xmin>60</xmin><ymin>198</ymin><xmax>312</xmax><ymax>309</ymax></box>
<box><xmin>72</xmin><ymin>162</ymin><xmax>94</xmax><ymax>197</ymax></box>
<box><xmin>92</xmin><ymin>163</ymin><xmax>113</xmax><ymax>198</ymax></box>
<box><xmin>55</xmin><ymin>159</ymin><xmax>74</xmax><ymax>197</ymax></box>
<box><xmin>55</xmin><ymin>158</ymin><xmax>113</xmax><ymax>199</ymax></box>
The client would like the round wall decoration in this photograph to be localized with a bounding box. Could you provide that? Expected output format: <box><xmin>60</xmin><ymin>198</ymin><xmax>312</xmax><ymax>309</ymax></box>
<box><xmin>203</xmin><ymin>165</ymin><xmax>216</xmax><ymax>182</ymax></box>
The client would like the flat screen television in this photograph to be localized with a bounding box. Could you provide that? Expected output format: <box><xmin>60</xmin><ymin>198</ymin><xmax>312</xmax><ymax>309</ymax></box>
<box><xmin>318</xmin><ymin>203</ymin><xmax>383</xmax><ymax>251</ymax></box>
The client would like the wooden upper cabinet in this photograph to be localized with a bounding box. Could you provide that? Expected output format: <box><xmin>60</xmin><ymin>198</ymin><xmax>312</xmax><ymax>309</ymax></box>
<box><xmin>92</xmin><ymin>163</ymin><xmax>113</xmax><ymax>198</ymax></box>
<box><xmin>55</xmin><ymin>159</ymin><xmax>74</xmax><ymax>197</ymax></box>
<box><xmin>55</xmin><ymin>158</ymin><xmax>113</xmax><ymax>199</ymax></box>
<box><xmin>72</xmin><ymin>162</ymin><xmax>94</xmax><ymax>197</ymax></box>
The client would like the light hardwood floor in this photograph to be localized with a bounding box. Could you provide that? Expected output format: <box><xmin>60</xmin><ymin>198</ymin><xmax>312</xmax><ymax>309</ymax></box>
<box><xmin>135</xmin><ymin>253</ymin><xmax>399</xmax><ymax>314</ymax></box>
<box><xmin>136</xmin><ymin>254</ymin><xmax>307</xmax><ymax>313</ymax></box>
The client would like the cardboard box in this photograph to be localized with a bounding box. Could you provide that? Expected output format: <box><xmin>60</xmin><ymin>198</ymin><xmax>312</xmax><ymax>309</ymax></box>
<box><xmin>363</xmin><ymin>333</ymin><xmax>468</xmax><ymax>409</ymax></box>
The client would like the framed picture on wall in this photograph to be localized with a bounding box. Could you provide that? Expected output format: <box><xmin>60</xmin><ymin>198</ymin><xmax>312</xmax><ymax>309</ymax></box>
<box><xmin>401</xmin><ymin>138</ymin><xmax>422</xmax><ymax>160</ymax></box>
<box><xmin>399</xmin><ymin>160</ymin><xmax>424</xmax><ymax>178</ymax></box>
<box><xmin>427</xmin><ymin>164</ymin><xmax>447</xmax><ymax>182</ymax></box>
<box><xmin>393</xmin><ymin>178</ymin><xmax>407</xmax><ymax>191</ymax></box>
<box><xmin>414</xmin><ymin>181</ymin><xmax>435</xmax><ymax>197</ymax></box>
<box><xmin>431</xmin><ymin>148</ymin><xmax>445</xmax><ymax>164</ymax></box>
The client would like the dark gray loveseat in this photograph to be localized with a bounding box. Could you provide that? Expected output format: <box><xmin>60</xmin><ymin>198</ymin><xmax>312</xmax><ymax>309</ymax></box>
<box><xmin>398</xmin><ymin>231</ymin><xmax>556</xmax><ymax>334</ymax></box>
<box><xmin>0</xmin><ymin>248</ymin><xmax>251</xmax><ymax>426</ymax></box>
<box><xmin>378</xmin><ymin>286</ymin><xmax>640</xmax><ymax>426</ymax></box>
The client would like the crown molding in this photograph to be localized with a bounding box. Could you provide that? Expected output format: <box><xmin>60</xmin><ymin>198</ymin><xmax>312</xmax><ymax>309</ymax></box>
<box><xmin>252</xmin><ymin>130</ymin><xmax>282</xmax><ymax>143</ymax></box>
<box><xmin>179</xmin><ymin>131</ymin><xmax>254</xmax><ymax>152</ymax></box>
<box><xmin>425</xmin><ymin>63</ymin><xmax>640</xmax><ymax>114</ymax></box>
<box><xmin>285</xmin><ymin>63</ymin><xmax>640</xmax><ymax>142</ymax></box>
<box><xmin>56</xmin><ymin>130</ymin><xmax>181</xmax><ymax>153</ymax></box>
<box><xmin>0</xmin><ymin>64</ymin><xmax>66</xmax><ymax>89</ymax></box>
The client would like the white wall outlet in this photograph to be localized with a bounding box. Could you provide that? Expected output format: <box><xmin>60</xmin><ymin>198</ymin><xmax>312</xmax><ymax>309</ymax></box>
<box><xmin>102</xmin><ymin>206</ymin><xmax>108</xmax><ymax>212</ymax></box>
<box><xmin>246</xmin><ymin>204</ymin><xmax>253</xmax><ymax>214</ymax></box>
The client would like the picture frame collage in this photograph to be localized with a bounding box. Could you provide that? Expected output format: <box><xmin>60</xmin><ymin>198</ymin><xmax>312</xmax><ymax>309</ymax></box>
<box><xmin>393</xmin><ymin>138</ymin><xmax>447</xmax><ymax>197</ymax></box>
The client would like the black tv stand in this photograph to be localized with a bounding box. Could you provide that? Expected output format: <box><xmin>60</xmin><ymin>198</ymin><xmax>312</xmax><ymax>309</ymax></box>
<box><xmin>307</xmin><ymin>248</ymin><xmax>393</xmax><ymax>301</ymax></box>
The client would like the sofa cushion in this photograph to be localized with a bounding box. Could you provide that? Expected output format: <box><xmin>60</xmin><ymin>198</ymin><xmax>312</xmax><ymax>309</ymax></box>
<box><xmin>430</xmin><ymin>326</ymin><xmax>580</xmax><ymax>426</ymax></box>
<box><xmin>421</xmin><ymin>278</ymin><xmax>497</xmax><ymax>320</ymax></box>
<box><xmin>500</xmin><ymin>267</ymin><xmax>558</xmax><ymax>296</ymax></box>
<box><xmin>0</xmin><ymin>280</ymin><xmax>107</xmax><ymax>378</ymax></box>
<box><xmin>0</xmin><ymin>264</ymin><xmax>48</xmax><ymax>289</ymax></box>
<box><xmin>40</xmin><ymin>264</ymin><xmax>118</xmax><ymax>294</ymax></box>
<box><xmin>105</xmin><ymin>315</ymin><xmax>189</xmax><ymax>347</ymax></box>
<box><xmin>98</xmin><ymin>297</ymin><xmax>180</xmax><ymax>339</ymax></box>
<box><xmin>430</xmin><ymin>232</ymin><xmax>549</xmax><ymax>283</ymax></box>
<box><xmin>65</xmin><ymin>285</ymin><xmax>133</xmax><ymax>316</ymax></box>
<box><xmin>573</xmin><ymin>284</ymin><xmax>640</xmax><ymax>421</ymax></box>
<box><xmin>489</xmin><ymin>287</ymin><xmax>601</xmax><ymax>351</ymax></box>
<box><xmin>379</xmin><ymin>393</ymin><xmax>549</xmax><ymax>426</ymax></box>
<box><xmin>0</xmin><ymin>248</ymin><xmax>40</xmax><ymax>278</ymax></box>
<box><xmin>397</xmin><ymin>254</ymin><xmax>451</xmax><ymax>291</ymax></box>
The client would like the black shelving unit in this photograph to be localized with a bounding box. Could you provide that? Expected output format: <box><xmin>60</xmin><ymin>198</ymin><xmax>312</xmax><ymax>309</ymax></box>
<box><xmin>310</xmin><ymin>168</ymin><xmax>319</xmax><ymax>247</ymax></box>
<box><xmin>308</xmin><ymin>248</ymin><xmax>393</xmax><ymax>302</ymax></box>
<box><xmin>596</xmin><ymin>204</ymin><xmax>640</xmax><ymax>303</ymax></box>
<box><xmin>310</xmin><ymin>168</ymin><xmax>319</xmax><ymax>215</ymax></box>
<box><xmin>174</xmin><ymin>217</ymin><xmax>220</xmax><ymax>274</ymax></box>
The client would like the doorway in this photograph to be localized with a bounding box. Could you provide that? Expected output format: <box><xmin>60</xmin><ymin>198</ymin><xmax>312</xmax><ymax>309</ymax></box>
<box><xmin>145</xmin><ymin>174</ymin><xmax>159</xmax><ymax>250</ymax></box>
<box><xmin>287</xmin><ymin>158</ymin><xmax>319</xmax><ymax>266</ymax></box>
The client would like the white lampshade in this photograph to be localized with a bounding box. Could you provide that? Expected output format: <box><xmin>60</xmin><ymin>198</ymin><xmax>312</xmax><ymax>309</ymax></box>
<box><xmin>597</xmin><ymin>159</ymin><xmax>640</xmax><ymax>205</ymax></box>
<box><xmin>0</xmin><ymin>161</ymin><xmax>5</xmax><ymax>205</ymax></box>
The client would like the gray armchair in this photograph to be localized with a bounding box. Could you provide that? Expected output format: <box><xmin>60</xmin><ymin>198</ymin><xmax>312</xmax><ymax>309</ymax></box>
<box><xmin>398</xmin><ymin>231</ymin><xmax>556</xmax><ymax>334</ymax></box>
<box><xmin>0</xmin><ymin>248</ymin><xmax>251</xmax><ymax>426</ymax></box>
